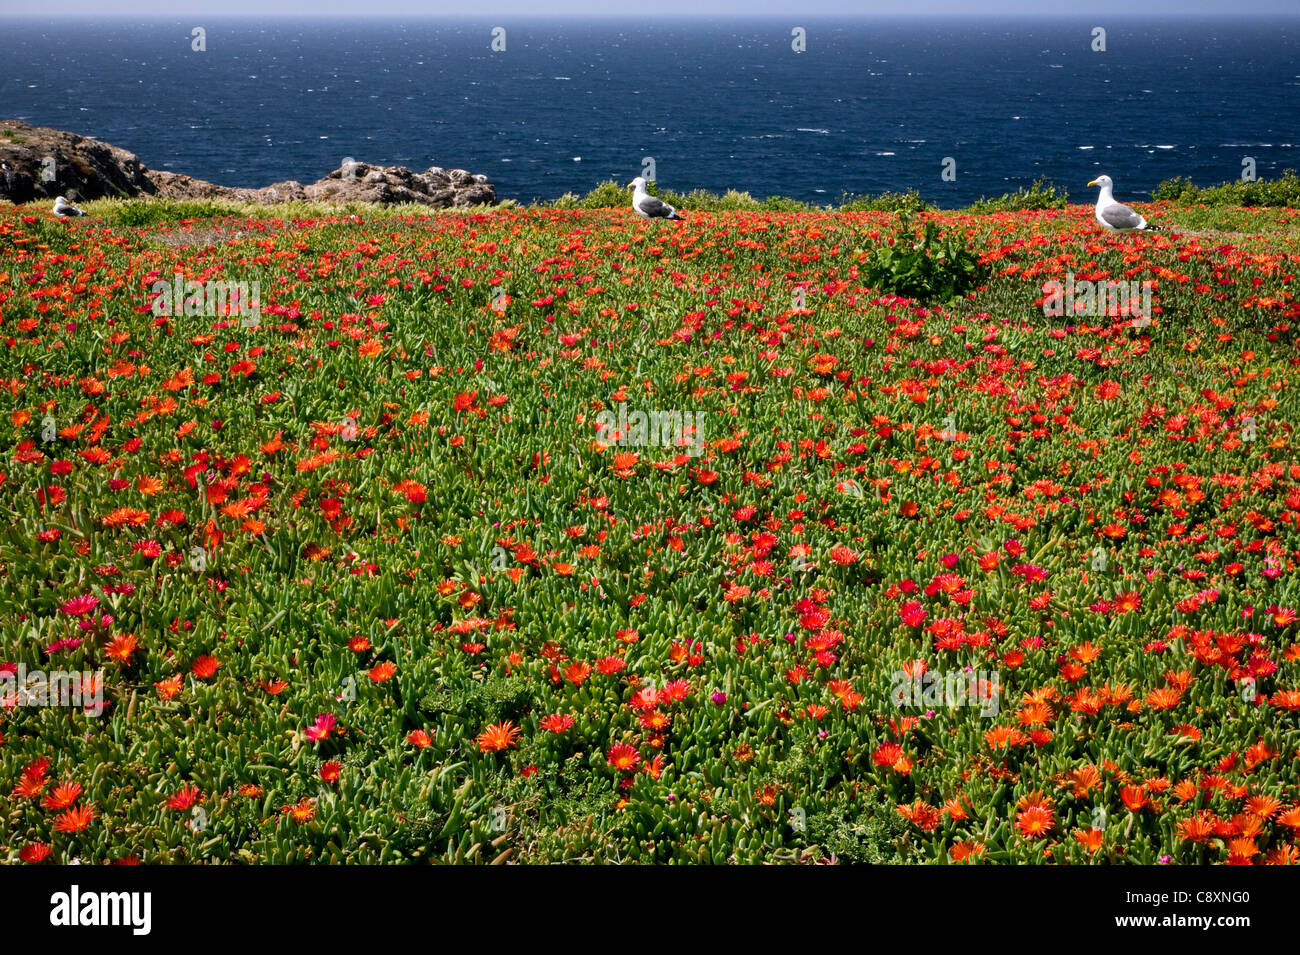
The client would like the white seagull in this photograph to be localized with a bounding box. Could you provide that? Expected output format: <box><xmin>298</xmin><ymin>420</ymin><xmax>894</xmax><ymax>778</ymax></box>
<box><xmin>627</xmin><ymin>177</ymin><xmax>685</xmax><ymax>220</ymax></box>
<box><xmin>1086</xmin><ymin>175</ymin><xmax>1162</xmax><ymax>233</ymax></box>
<box><xmin>53</xmin><ymin>196</ymin><xmax>86</xmax><ymax>219</ymax></box>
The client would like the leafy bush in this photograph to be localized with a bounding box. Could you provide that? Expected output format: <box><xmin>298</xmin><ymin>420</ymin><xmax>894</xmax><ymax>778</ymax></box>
<box><xmin>580</xmin><ymin>180</ymin><xmax>633</xmax><ymax>209</ymax></box>
<box><xmin>837</xmin><ymin>190</ymin><xmax>932</xmax><ymax>214</ymax></box>
<box><xmin>968</xmin><ymin>179</ymin><xmax>1069</xmax><ymax>213</ymax></box>
<box><xmin>760</xmin><ymin>194</ymin><xmax>822</xmax><ymax>212</ymax></box>
<box><xmin>854</xmin><ymin>215</ymin><xmax>982</xmax><ymax>302</ymax></box>
<box><xmin>1153</xmin><ymin>169</ymin><xmax>1300</xmax><ymax>207</ymax></box>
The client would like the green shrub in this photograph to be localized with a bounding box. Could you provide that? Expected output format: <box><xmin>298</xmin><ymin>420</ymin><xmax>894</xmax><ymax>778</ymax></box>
<box><xmin>968</xmin><ymin>179</ymin><xmax>1069</xmax><ymax>213</ymax></box>
<box><xmin>855</xmin><ymin>214</ymin><xmax>982</xmax><ymax>302</ymax></box>
<box><xmin>1151</xmin><ymin>176</ymin><xmax>1198</xmax><ymax>203</ymax></box>
<box><xmin>580</xmin><ymin>180</ymin><xmax>633</xmax><ymax>209</ymax></box>
<box><xmin>761</xmin><ymin>194</ymin><xmax>822</xmax><ymax>212</ymax></box>
<box><xmin>837</xmin><ymin>190</ymin><xmax>933</xmax><ymax>214</ymax></box>
<box><xmin>1152</xmin><ymin>169</ymin><xmax>1300</xmax><ymax>207</ymax></box>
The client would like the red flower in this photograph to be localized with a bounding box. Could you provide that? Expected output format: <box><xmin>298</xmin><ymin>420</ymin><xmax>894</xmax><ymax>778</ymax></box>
<box><xmin>899</xmin><ymin>601</ymin><xmax>927</xmax><ymax>628</ymax></box>
<box><xmin>540</xmin><ymin>714</ymin><xmax>576</xmax><ymax>733</ymax></box>
<box><xmin>19</xmin><ymin>843</ymin><xmax>52</xmax><ymax>863</ymax></box>
<box><xmin>167</xmin><ymin>785</ymin><xmax>201</xmax><ymax>811</ymax></box>
<box><xmin>191</xmin><ymin>654</ymin><xmax>221</xmax><ymax>679</ymax></box>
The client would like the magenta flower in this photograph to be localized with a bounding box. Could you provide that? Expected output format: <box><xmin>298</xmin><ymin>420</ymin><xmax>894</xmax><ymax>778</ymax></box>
<box><xmin>60</xmin><ymin>594</ymin><xmax>99</xmax><ymax>617</ymax></box>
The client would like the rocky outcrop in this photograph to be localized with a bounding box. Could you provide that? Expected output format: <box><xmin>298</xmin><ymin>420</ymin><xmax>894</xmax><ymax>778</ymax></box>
<box><xmin>0</xmin><ymin>120</ymin><xmax>496</xmax><ymax>208</ymax></box>
<box><xmin>302</xmin><ymin>162</ymin><xmax>496</xmax><ymax>207</ymax></box>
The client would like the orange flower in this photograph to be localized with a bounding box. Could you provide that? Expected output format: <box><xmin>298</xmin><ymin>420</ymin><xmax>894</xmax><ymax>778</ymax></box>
<box><xmin>104</xmin><ymin>632</ymin><xmax>139</xmax><ymax>665</ymax></box>
<box><xmin>1074</xmin><ymin>827</ymin><xmax>1105</xmax><ymax>852</ymax></box>
<box><xmin>476</xmin><ymin>721</ymin><xmax>521</xmax><ymax>753</ymax></box>
<box><xmin>1016</xmin><ymin>791</ymin><xmax>1056</xmax><ymax>839</ymax></box>
<box><xmin>563</xmin><ymin>661</ymin><xmax>591</xmax><ymax>685</ymax></box>
<box><xmin>607</xmin><ymin>743</ymin><xmax>641</xmax><ymax>772</ymax></box>
<box><xmin>1145</xmin><ymin>687</ymin><xmax>1181</xmax><ymax>710</ymax></box>
<box><xmin>155</xmin><ymin>674</ymin><xmax>183</xmax><ymax>700</ymax></box>
<box><xmin>896</xmin><ymin>800</ymin><xmax>942</xmax><ymax>831</ymax></box>
<box><xmin>1120</xmin><ymin>785</ymin><xmax>1148</xmax><ymax>812</ymax></box>
<box><xmin>42</xmin><ymin>781</ymin><xmax>82</xmax><ymax>811</ymax></box>
<box><xmin>285</xmin><ymin>797</ymin><xmax>316</xmax><ymax>824</ymax></box>
<box><xmin>53</xmin><ymin>804</ymin><xmax>97</xmax><ymax>833</ymax></box>
<box><xmin>368</xmin><ymin>661</ymin><xmax>397</xmax><ymax>683</ymax></box>
<box><xmin>1016</xmin><ymin>805</ymin><xmax>1056</xmax><ymax>839</ymax></box>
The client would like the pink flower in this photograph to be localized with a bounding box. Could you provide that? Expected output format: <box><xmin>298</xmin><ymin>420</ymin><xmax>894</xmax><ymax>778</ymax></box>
<box><xmin>900</xmin><ymin>601</ymin><xmax>928</xmax><ymax>628</ymax></box>
<box><xmin>60</xmin><ymin>594</ymin><xmax>99</xmax><ymax>617</ymax></box>
<box><xmin>304</xmin><ymin>712</ymin><xmax>338</xmax><ymax>741</ymax></box>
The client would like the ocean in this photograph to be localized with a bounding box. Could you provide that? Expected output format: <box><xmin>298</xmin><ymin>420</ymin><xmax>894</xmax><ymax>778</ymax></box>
<box><xmin>0</xmin><ymin>16</ymin><xmax>1296</xmax><ymax>206</ymax></box>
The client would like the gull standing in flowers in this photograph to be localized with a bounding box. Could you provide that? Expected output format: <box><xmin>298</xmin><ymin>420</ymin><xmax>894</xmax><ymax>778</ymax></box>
<box><xmin>1087</xmin><ymin>175</ymin><xmax>1162</xmax><ymax>233</ymax></box>
<box><xmin>627</xmin><ymin>177</ymin><xmax>685</xmax><ymax>220</ymax></box>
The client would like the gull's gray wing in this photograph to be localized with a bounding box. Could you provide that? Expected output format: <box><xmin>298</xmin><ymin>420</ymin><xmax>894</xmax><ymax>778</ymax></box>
<box><xmin>1099</xmin><ymin>201</ymin><xmax>1144</xmax><ymax>230</ymax></box>
<box><xmin>636</xmin><ymin>194</ymin><xmax>675</xmax><ymax>218</ymax></box>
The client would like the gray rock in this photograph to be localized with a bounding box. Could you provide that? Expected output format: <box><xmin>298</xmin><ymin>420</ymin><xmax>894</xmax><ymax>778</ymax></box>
<box><xmin>0</xmin><ymin>120</ymin><xmax>497</xmax><ymax>209</ymax></box>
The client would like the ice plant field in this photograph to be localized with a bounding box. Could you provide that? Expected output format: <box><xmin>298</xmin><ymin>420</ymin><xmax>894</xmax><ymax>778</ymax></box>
<box><xmin>2</xmin><ymin>200</ymin><xmax>1300</xmax><ymax>865</ymax></box>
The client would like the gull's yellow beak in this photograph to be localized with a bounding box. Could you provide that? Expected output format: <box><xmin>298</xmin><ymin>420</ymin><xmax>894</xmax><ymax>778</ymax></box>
<box><xmin>626</xmin><ymin>182</ymin><xmax>635</xmax><ymax>189</ymax></box>
<box><xmin>1087</xmin><ymin>179</ymin><xmax>1099</xmax><ymax>187</ymax></box>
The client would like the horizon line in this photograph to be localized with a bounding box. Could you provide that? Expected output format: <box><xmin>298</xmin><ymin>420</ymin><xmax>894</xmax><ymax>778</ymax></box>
<box><xmin>2</xmin><ymin>11</ymin><xmax>1299</xmax><ymax>18</ymax></box>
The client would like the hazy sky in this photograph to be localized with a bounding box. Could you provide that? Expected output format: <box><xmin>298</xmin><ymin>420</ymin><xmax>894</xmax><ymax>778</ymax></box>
<box><xmin>3</xmin><ymin>1</ymin><xmax>1296</xmax><ymax>16</ymax></box>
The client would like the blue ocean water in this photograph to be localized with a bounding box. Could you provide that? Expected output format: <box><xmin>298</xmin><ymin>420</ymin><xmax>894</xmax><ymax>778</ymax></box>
<box><xmin>0</xmin><ymin>16</ymin><xmax>1296</xmax><ymax>206</ymax></box>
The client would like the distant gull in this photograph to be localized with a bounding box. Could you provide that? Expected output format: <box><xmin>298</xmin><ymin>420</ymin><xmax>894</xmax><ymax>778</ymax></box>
<box><xmin>1087</xmin><ymin>175</ymin><xmax>1162</xmax><ymax>233</ymax></box>
<box><xmin>53</xmin><ymin>196</ymin><xmax>86</xmax><ymax>218</ymax></box>
<box><xmin>627</xmin><ymin>177</ymin><xmax>685</xmax><ymax>220</ymax></box>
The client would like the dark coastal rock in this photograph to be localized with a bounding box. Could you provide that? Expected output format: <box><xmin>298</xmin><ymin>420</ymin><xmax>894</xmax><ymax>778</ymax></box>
<box><xmin>0</xmin><ymin>120</ymin><xmax>496</xmax><ymax>208</ymax></box>
<box><xmin>0</xmin><ymin>120</ymin><xmax>153</xmax><ymax>202</ymax></box>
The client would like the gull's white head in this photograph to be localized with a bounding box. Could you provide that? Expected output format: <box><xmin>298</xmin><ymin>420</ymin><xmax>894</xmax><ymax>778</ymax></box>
<box><xmin>627</xmin><ymin>176</ymin><xmax>647</xmax><ymax>191</ymax></box>
<box><xmin>1087</xmin><ymin>175</ymin><xmax>1114</xmax><ymax>190</ymax></box>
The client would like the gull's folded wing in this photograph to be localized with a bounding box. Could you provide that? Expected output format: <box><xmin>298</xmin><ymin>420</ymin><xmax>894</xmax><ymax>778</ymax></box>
<box><xmin>1099</xmin><ymin>202</ymin><xmax>1144</xmax><ymax>230</ymax></box>
<box><xmin>638</xmin><ymin>195</ymin><xmax>674</xmax><ymax>218</ymax></box>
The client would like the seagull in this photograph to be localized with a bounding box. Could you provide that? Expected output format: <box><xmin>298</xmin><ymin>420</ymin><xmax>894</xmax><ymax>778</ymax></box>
<box><xmin>53</xmin><ymin>196</ymin><xmax>86</xmax><ymax>218</ymax></box>
<box><xmin>1087</xmin><ymin>175</ymin><xmax>1162</xmax><ymax>233</ymax></box>
<box><xmin>627</xmin><ymin>177</ymin><xmax>685</xmax><ymax>220</ymax></box>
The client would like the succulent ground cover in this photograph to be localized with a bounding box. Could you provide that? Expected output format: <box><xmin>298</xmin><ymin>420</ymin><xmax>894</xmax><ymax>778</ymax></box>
<box><xmin>1</xmin><ymin>199</ymin><xmax>1299</xmax><ymax>864</ymax></box>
